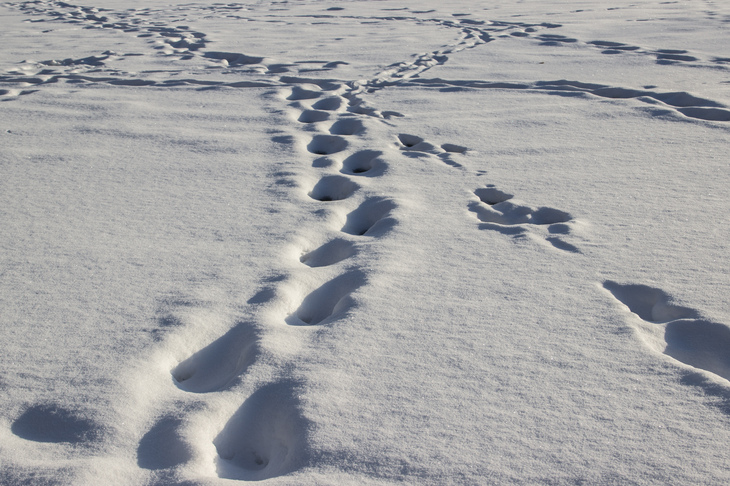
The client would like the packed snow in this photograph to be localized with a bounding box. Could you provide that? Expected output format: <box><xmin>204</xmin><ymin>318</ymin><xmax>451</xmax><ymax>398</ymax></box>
<box><xmin>1</xmin><ymin>0</ymin><xmax>729</xmax><ymax>484</ymax></box>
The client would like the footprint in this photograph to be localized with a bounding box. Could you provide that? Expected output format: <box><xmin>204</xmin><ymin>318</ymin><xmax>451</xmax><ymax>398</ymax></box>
<box><xmin>341</xmin><ymin>197</ymin><xmax>397</xmax><ymax>236</ymax></box>
<box><xmin>171</xmin><ymin>322</ymin><xmax>258</xmax><ymax>393</ymax></box>
<box><xmin>287</xmin><ymin>270</ymin><xmax>366</xmax><ymax>326</ymax></box>
<box><xmin>604</xmin><ymin>281</ymin><xmax>730</xmax><ymax>382</ymax></box>
<box><xmin>137</xmin><ymin>415</ymin><xmax>193</xmax><ymax>470</ymax></box>
<box><xmin>441</xmin><ymin>143</ymin><xmax>468</xmax><ymax>154</ymax></box>
<box><xmin>664</xmin><ymin>320</ymin><xmax>730</xmax><ymax>381</ymax></box>
<box><xmin>298</xmin><ymin>110</ymin><xmax>330</xmax><ymax>123</ymax></box>
<box><xmin>469</xmin><ymin>198</ymin><xmax>571</xmax><ymax>226</ymax></box>
<box><xmin>603</xmin><ymin>281</ymin><xmax>698</xmax><ymax>323</ymax></box>
<box><xmin>396</xmin><ymin>133</ymin><xmax>423</xmax><ymax>148</ymax></box>
<box><xmin>11</xmin><ymin>403</ymin><xmax>103</xmax><ymax>443</ymax></box>
<box><xmin>300</xmin><ymin>238</ymin><xmax>356</xmax><ymax>267</ymax></box>
<box><xmin>312</xmin><ymin>96</ymin><xmax>344</xmax><ymax>111</ymax></box>
<box><xmin>286</xmin><ymin>86</ymin><xmax>321</xmax><ymax>101</ymax></box>
<box><xmin>474</xmin><ymin>186</ymin><xmax>513</xmax><ymax>205</ymax></box>
<box><xmin>307</xmin><ymin>135</ymin><xmax>348</xmax><ymax>155</ymax></box>
<box><xmin>470</xmin><ymin>187</ymin><xmax>577</xmax><ymax>251</ymax></box>
<box><xmin>308</xmin><ymin>175</ymin><xmax>358</xmax><ymax>201</ymax></box>
<box><xmin>214</xmin><ymin>382</ymin><xmax>308</xmax><ymax>481</ymax></box>
<box><xmin>203</xmin><ymin>52</ymin><xmax>264</xmax><ymax>66</ymax></box>
<box><xmin>329</xmin><ymin>118</ymin><xmax>365</xmax><ymax>136</ymax></box>
<box><xmin>341</xmin><ymin>150</ymin><xmax>385</xmax><ymax>176</ymax></box>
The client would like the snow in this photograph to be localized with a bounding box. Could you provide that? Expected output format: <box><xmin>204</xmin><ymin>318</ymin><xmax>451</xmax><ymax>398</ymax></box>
<box><xmin>1</xmin><ymin>0</ymin><xmax>729</xmax><ymax>484</ymax></box>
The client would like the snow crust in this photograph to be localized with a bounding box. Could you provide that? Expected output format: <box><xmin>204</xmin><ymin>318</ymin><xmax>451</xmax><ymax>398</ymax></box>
<box><xmin>1</xmin><ymin>0</ymin><xmax>729</xmax><ymax>484</ymax></box>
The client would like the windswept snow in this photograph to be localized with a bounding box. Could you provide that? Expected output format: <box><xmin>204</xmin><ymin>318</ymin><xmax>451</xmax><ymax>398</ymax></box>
<box><xmin>1</xmin><ymin>0</ymin><xmax>730</xmax><ymax>484</ymax></box>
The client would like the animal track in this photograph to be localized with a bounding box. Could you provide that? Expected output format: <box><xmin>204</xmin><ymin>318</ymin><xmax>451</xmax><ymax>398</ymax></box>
<box><xmin>300</xmin><ymin>239</ymin><xmax>356</xmax><ymax>267</ymax></box>
<box><xmin>469</xmin><ymin>186</ymin><xmax>577</xmax><ymax>252</ymax></box>
<box><xmin>287</xmin><ymin>270</ymin><xmax>366</xmax><ymax>326</ymax></box>
<box><xmin>171</xmin><ymin>322</ymin><xmax>259</xmax><ymax>393</ymax></box>
<box><xmin>307</xmin><ymin>135</ymin><xmax>348</xmax><ymax>155</ymax></box>
<box><xmin>308</xmin><ymin>175</ymin><xmax>358</xmax><ymax>202</ymax></box>
<box><xmin>341</xmin><ymin>197</ymin><xmax>398</xmax><ymax>236</ymax></box>
<box><xmin>214</xmin><ymin>382</ymin><xmax>307</xmax><ymax>481</ymax></box>
<box><xmin>604</xmin><ymin>281</ymin><xmax>730</xmax><ymax>383</ymax></box>
<box><xmin>395</xmin><ymin>134</ymin><xmax>468</xmax><ymax>168</ymax></box>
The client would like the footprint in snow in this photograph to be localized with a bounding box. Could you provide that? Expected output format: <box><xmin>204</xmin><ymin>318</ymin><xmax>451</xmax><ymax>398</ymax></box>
<box><xmin>214</xmin><ymin>381</ymin><xmax>308</xmax><ymax>480</ymax></box>
<box><xmin>171</xmin><ymin>321</ymin><xmax>259</xmax><ymax>393</ymax></box>
<box><xmin>287</xmin><ymin>270</ymin><xmax>366</xmax><ymax>326</ymax></box>
<box><xmin>604</xmin><ymin>281</ymin><xmax>730</xmax><ymax>383</ymax></box>
<box><xmin>341</xmin><ymin>197</ymin><xmax>398</xmax><ymax>237</ymax></box>
<box><xmin>300</xmin><ymin>238</ymin><xmax>357</xmax><ymax>268</ymax></box>
<box><xmin>11</xmin><ymin>403</ymin><xmax>104</xmax><ymax>444</ymax></box>
<box><xmin>340</xmin><ymin>150</ymin><xmax>387</xmax><ymax>176</ymax></box>
<box><xmin>307</xmin><ymin>134</ymin><xmax>348</xmax><ymax>155</ymax></box>
<box><xmin>469</xmin><ymin>185</ymin><xmax>579</xmax><ymax>252</ymax></box>
<box><xmin>396</xmin><ymin>134</ymin><xmax>467</xmax><ymax>168</ymax></box>
<box><xmin>308</xmin><ymin>175</ymin><xmax>358</xmax><ymax>202</ymax></box>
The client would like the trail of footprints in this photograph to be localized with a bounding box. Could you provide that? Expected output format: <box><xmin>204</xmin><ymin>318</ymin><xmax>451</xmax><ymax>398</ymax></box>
<box><xmin>154</xmin><ymin>82</ymin><xmax>401</xmax><ymax>480</ymax></box>
<box><xmin>6</xmin><ymin>0</ymin><xmax>730</xmax><ymax>479</ymax></box>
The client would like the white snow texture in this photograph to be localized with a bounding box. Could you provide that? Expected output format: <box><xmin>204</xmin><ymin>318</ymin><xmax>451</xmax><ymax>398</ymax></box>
<box><xmin>1</xmin><ymin>0</ymin><xmax>730</xmax><ymax>484</ymax></box>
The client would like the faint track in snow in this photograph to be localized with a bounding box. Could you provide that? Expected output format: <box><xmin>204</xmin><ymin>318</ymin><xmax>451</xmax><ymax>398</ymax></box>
<box><xmin>402</xmin><ymin>78</ymin><xmax>730</xmax><ymax>123</ymax></box>
<box><xmin>603</xmin><ymin>281</ymin><xmax>730</xmax><ymax>410</ymax></box>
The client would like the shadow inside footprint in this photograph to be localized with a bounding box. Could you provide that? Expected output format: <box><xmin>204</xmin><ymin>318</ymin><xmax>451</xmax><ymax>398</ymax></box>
<box><xmin>288</xmin><ymin>270</ymin><xmax>366</xmax><ymax>326</ymax></box>
<box><xmin>312</xmin><ymin>96</ymin><xmax>344</xmax><ymax>111</ymax></box>
<box><xmin>287</xmin><ymin>86</ymin><xmax>321</xmax><ymax>101</ymax></box>
<box><xmin>341</xmin><ymin>150</ymin><xmax>385</xmax><ymax>176</ymax></box>
<box><xmin>308</xmin><ymin>175</ymin><xmax>358</xmax><ymax>201</ymax></box>
<box><xmin>474</xmin><ymin>187</ymin><xmax>513</xmax><ymax>205</ymax></box>
<box><xmin>307</xmin><ymin>135</ymin><xmax>348</xmax><ymax>155</ymax></box>
<box><xmin>11</xmin><ymin>403</ymin><xmax>103</xmax><ymax>444</ymax></box>
<box><xmin>329</xmin><ymin>118</ymin><xmax>365</xmax><ymax>136</ymax></box>
<box><xmin>341</xmin><ymin>197</ymin><xmax>397</xmax><ymax>236</ymax></box>
<box><xmin>172</xmin><ymin>322</ymin><xmax>258</xmax><ymax>393</ymax></box>
<box><xmin>300</xmin><ymin>239</ymin><xmax>356</xmax><ymax>267</ymax></box>
<box><xmin>215</xmin><ymin>382</ymin><xmax>308</xmax><ymax>481</ymax></box>
<box><xmin>603</xmin><ymin>281</ymin><xmax>699</xmax><ymax>323</ymax></box>
<box><xmin>137</xmin><ymin>416</ymin><xmax>193</xmax><ymax>470</ymax></box>
<box><xmin>470</xmin><ymin>200</ymin><xmax>571</xmax><ymax>226</ymax></box>
<box><xmin>665</xmin><ymin>320</ymin><xmax>730</xmax><ymax>382</ymax></box>
<box><xmin>298</xmin><ymin>110</ymin><xmax>330</xmax><ymax>123</ymax></box>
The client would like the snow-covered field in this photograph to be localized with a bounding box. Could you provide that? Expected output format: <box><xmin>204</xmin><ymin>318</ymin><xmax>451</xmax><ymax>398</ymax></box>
<box><xmin>1</xmin><ymin>0</ymin><xmax>729</xmax><ymax>484</ymax></box>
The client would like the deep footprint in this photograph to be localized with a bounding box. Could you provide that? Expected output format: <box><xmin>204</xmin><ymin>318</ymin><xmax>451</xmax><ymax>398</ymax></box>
<box><xmin>341</xmin><ymin>197</ymin><xmax>397</xmax><ymax>236</ymax></box>
<box><xmin>11</xmin><ymin>403</ymin><xmax>103</xmax><ymax>444</ymax></box>
<box><xmin>214</xmin><ymin>381</ymin><xmax>308</xmax><ymax>481</ymax></box>
<box><xmin>307</xmin><ymin>135</ymin><xmax>348</xmax><ymax>155</ymax></box>
<box><xmin>603</xmin><ymin>281</ymin><xmax>698</xmax><ymax>323</ymax></box>
<box><xmin>137</xmin><ymin>415</ymin><xmax>193</xmax><ymax>470</ymax></box>
<box><xmin>329</xmin><ymin>118</ymin><xmax>365</xmax><ymax>136</ymax></box>
<box><xmin>288</xmin><ymin>270</ymin><xmax>366</xmax><ymax>326</ymax></box>
<box><xmin>604</xmin><ymin>281</ymin><xmax>730</xmax><ymax>381</ymax></box>
<box><xmin>341</xmin><ymin>150</ymin><xmax>385</xmax><ymax>176</ymax></box>
<box><xmin>171</xmin><ymin>321</ymin><xmax>258</xmax><ymax>393</ymax></box>
<box><xmin>300</xmin><ymin>238</ymin><xmax>356</xmax><ymax>267</ymax></box>
<box><xmin>308</xmin><ymin>175</ymin><xmax>358</xmax><ymax>202</ymax></box>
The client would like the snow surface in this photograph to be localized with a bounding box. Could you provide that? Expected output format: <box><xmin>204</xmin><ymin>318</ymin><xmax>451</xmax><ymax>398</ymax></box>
<box><xmin>1</xmin><ymin>0</ymin><xmax>730</xmax><ymax>484</ymax></box>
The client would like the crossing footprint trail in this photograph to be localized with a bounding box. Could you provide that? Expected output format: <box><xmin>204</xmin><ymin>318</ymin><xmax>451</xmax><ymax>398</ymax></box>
<box><xmin>6</xmin><ymin>1</ymin><xmax>730</xmax><ymax>481</ymax></box>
